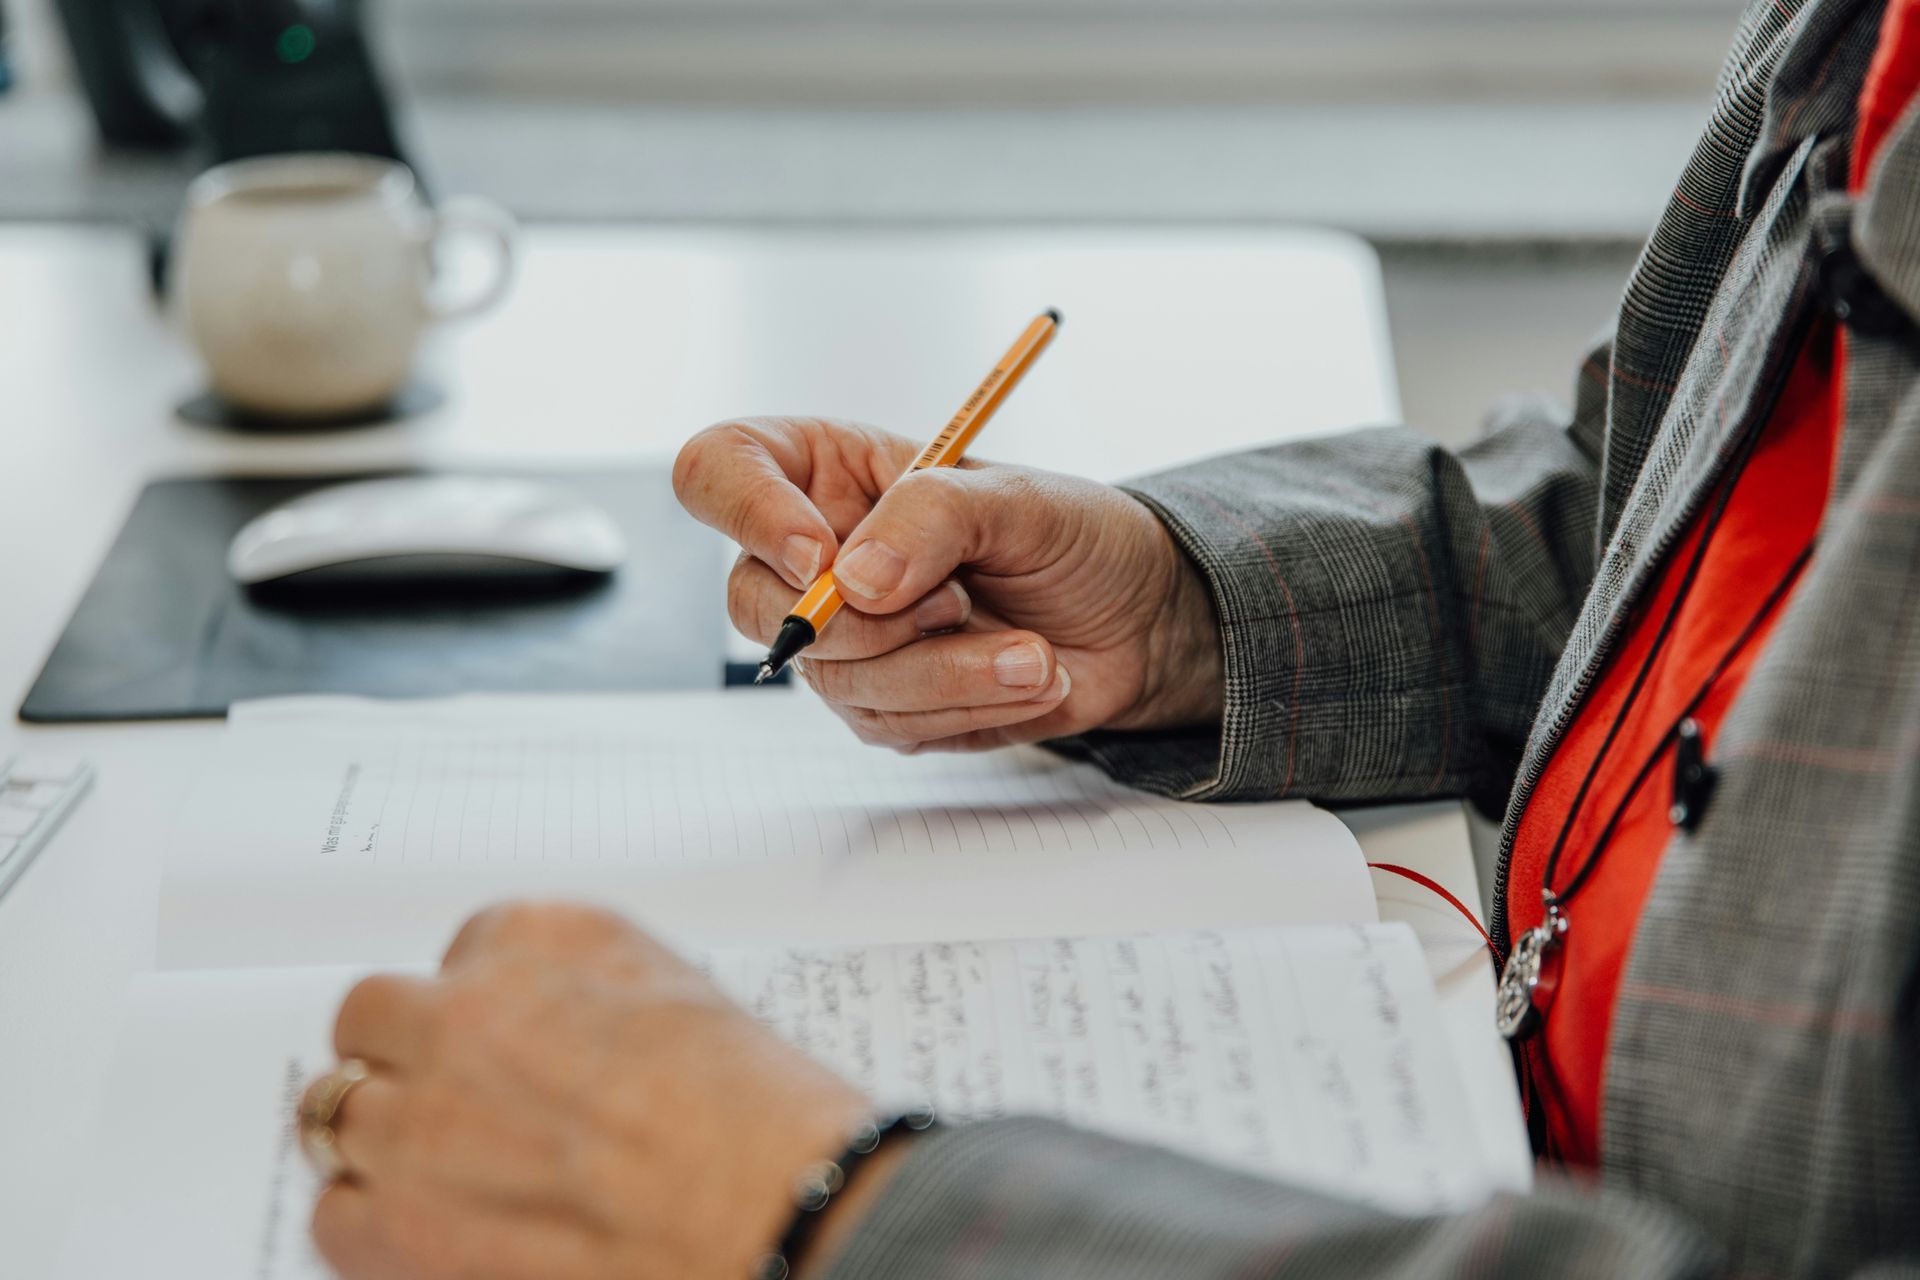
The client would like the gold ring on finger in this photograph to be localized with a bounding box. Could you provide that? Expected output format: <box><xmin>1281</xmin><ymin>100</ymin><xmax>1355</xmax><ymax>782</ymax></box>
<box><xmin>297</xmin><ymin>1058</ymin><xmax>371</xmax><ymax>1182</ymax></box>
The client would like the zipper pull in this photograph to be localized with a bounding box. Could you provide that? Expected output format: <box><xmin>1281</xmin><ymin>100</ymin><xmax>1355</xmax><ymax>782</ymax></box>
<box><xmin>1670</xmin><ymin>717</ymin><xmax>1718</xmax><ymax>832</ymax></box>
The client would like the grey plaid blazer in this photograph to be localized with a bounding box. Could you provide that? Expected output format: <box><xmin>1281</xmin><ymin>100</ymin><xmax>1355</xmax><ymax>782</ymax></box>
<box><xmin>820</xmin><ymin>1</ymin><xmax>1920</xmax><ymax>1276</ymax></box>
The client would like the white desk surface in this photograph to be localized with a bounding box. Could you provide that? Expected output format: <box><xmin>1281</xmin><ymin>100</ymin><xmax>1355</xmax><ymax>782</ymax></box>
<box><xmin>0</xmin><ymin>225</ymin><xmax>1523</xmax><ymax>1274</ymax></box>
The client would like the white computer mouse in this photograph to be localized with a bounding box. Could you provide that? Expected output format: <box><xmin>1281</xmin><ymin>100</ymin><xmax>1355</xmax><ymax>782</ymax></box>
<box><xmin>227</xmin><ymin>475</ymin><xmax>629</xmax><ymax>586</ymax></box>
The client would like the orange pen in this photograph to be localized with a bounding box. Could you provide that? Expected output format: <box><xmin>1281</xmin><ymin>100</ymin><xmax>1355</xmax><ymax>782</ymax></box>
<box><xmin>755</xmin><ymin>308</ymin><xmax>1062</xmax><ymax>683</ymax></box>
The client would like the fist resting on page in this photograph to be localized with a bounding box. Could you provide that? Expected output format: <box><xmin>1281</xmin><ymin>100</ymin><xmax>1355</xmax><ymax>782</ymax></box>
<box><xmin>313</xmin><ymin>903</ymin><xmax>888</xmax><ymax>1280</ymax></box>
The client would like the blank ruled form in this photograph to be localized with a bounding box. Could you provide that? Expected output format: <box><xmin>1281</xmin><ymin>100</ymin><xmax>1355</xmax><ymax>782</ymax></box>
<box><xmin>161</xmin><ymin>692</ymin><xmax>1373</xmax><ymax>968</ymax></box>
<box><xmin>322</xmin><ymin>728</ymin><xmax>1245</xmax><ymax>868</ymax></box>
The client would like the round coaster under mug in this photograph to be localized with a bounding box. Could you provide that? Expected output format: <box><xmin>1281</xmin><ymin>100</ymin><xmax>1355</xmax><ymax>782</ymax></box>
<box><xmin>176</xmin><ymin>380</ymin><xmax>446</xmax><ymax>432</ymax></box>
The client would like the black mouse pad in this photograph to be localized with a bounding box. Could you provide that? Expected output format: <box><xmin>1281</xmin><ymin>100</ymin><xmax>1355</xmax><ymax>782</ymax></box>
<box><xmin>19</xmin><ymin>469</ymin><xmax>725</xmax><ymax>722</ymax></box>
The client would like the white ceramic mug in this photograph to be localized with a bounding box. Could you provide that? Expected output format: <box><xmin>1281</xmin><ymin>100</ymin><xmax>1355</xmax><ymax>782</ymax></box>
<box><xmin>174</xmin><ymin>153</ymin><xmax>516</xmax><ymax>420</ymax></box>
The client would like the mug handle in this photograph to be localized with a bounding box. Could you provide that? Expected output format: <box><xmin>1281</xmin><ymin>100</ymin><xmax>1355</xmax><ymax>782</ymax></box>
<box><xmin>424</xmin><ymin>196</ymin><xmax>518</xmax><ymax>322</ymax></box>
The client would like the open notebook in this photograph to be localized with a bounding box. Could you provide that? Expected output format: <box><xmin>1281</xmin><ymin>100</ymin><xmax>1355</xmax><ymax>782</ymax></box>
<box><xmin>67</xmin><ymin>691</ymin><xmax>1525</xmax><ymax>1275</ymax></box>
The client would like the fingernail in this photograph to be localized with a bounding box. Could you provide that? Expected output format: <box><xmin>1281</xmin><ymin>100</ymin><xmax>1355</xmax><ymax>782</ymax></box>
<box><xmin>1047</xmin><ymin>664</ymin><xmax>1071</xmax><ymax>701</ymax></box>
<box><xmin>994</xmin><ymin>642</ymin><xmax>1048</xmax><ymax>688</ymax></box>
<box><xmin>782</xmin><ymin>535</ymin><xmax>823</xmax><ymax>586</ymax></box>
<box><xmin>834</xmin><ymin>540</ymin><xmax>907</xmax><ymax>600</ymax></box>
<box><xmin>913</xmin><ymin>581</ymin><xmax>972</xmax><ymax>633</ymax></box>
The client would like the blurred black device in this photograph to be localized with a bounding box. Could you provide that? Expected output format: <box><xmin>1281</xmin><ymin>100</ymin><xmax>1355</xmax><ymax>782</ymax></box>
<box><xmin>52</xmin><ymin>0</ymin><xmax>409</xmax><ymax>163</ymax></box>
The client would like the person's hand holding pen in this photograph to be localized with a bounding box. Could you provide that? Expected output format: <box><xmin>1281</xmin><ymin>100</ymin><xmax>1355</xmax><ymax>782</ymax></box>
<box><xmin>673</xmin><ymin>415</ymin><xmax>1224</xmax><ymax>752</ymax></box>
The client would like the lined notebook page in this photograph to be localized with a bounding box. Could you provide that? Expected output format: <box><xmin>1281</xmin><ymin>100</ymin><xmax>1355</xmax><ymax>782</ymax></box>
<box><xmin>66</xmin><ymin>927</ymin><xmax>1502</xmax><ymax>1278</ymax></box>
<box><xmin>712</xmin><ymin>926</ymin><xmax>1487</xmax><ymax>1206</ymax></box>
<box><xmin>310</xmin><ymin>728</ymin><xmax>1250</xmax><ymax>867</ymax></box>
<box><xmin>162</xmin><ymin>693</ymin><xmax>1373</xmax><ymax>968</ymax></box>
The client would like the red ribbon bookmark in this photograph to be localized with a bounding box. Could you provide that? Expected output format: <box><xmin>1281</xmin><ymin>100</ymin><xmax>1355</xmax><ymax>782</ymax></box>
<box><xmin>1367</xmin><ymin>862</ymin><xmax>1497</xmax><ymax>961</ymax></box>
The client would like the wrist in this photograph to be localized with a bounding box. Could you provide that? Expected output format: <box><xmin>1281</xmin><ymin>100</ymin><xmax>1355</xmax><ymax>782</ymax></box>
<box><xmin>762</xmin><ymin>1110</ymin><xmax>933</xmax><ymax>1280</ymax></box>
<box><xmin>1129</xmin><ymin>514</ymin><xmax>1225</xmax><ymax>731</ymax></box>
<box><xmin>789</xmin><ymin>1139</ymin><xmax>912</xmax><ymax>1279</ymax></box>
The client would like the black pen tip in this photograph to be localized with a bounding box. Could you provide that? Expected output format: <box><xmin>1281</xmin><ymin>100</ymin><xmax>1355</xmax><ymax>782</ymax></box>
<box><xmin>754</xmin><ymin>662</ymin><xmax>774</xmax><ymax>685</ymax></box>
<box><xmin>1044</xmin><ymin>308</ymin><xmax>1063</xmax><ymax>327</ymax></box>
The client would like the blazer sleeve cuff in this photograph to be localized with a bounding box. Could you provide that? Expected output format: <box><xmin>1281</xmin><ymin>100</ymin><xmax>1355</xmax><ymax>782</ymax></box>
<box><xmin>814</xmin><ymin>1117</ymin><xmax>1361</xmax><ymax>1280</ymax></box>
<box><xmin>817</xmin><ymin>1118</ymin><xmax>1721</xmax><ymax>1280</ymax></box>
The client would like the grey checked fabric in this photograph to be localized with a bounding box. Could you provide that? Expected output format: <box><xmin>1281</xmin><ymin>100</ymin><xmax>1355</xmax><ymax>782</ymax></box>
<box><xmin>820</xmin><ymin>0</ymin><xmax>1920</xmax><ymax>1275</ymax></box>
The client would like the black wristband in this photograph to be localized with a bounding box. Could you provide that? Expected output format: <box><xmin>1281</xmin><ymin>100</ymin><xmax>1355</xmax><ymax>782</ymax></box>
<box><xmin>754</xmin><ymin>1105</ymin><xmax>938</xmax><ymax>1280</ymax></box>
